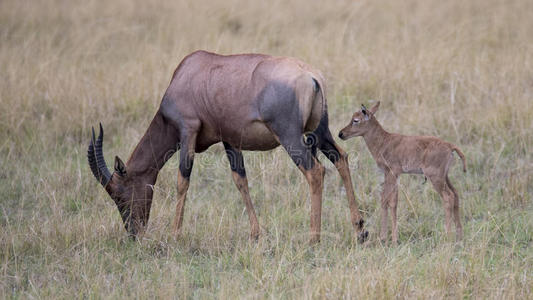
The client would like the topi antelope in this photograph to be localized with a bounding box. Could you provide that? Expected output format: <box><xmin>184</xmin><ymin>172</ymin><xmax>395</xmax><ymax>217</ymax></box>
<box><xmin>338</xmin><ymin>101</ymin><xmax>466</xmax><ymax>244</ymax></box>
<box><xmin>88</xmin><ymin>50</ymin><xmax>368</xmax><ymax>243</ymax></box>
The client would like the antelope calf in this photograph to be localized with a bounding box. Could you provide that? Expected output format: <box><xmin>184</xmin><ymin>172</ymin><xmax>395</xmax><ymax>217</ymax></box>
<box><xmin>338</xmin><ymin>102</ymin><xmax>466</xmax><ymax>244</ymax></box>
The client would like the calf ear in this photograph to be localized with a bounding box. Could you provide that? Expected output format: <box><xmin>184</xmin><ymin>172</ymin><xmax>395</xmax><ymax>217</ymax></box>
<box><xmin>369</xmin><ymin>101</ymin><xmax>380</xmax><ymax>114</ymax></box>
<box><xmin>361</xmin><ymin>104</ymin><xmax>370</xmax><ymax>120</ymax></box>
<box><xmin>361</xmin><ymin>104</ymin><xmax>368</xmax><ymax>114</ymax></box>
<box><xmin>114</xmin><ymin>156</ymin><xmax>127</xmax><ymax>177</ymax></box>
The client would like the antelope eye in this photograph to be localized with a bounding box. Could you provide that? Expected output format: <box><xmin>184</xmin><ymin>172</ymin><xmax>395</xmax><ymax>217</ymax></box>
<box><xmin>353</xmin><ymin>119</ymin><xmax>360</xmax><ymax>124</ymax></box>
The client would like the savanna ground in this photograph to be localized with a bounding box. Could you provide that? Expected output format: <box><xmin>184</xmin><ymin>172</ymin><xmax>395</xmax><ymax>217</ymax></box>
<box><xmin>1</xmin><ymin>0</ymin><xmax>532</xmax><ymax>298</ymax></box>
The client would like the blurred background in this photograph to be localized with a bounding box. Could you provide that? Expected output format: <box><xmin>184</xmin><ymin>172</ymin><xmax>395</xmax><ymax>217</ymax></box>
<box><xmin>1</xmin><ymin>0</ymin><xmax>532</xmax><ymax>298</ymax></box>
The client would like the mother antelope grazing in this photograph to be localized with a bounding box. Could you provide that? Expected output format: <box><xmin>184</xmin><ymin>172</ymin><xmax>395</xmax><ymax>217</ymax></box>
<box><xmin>88</xmin><ymin>50</ymin><xmax>368</xmax><ymax>243</ymax></box>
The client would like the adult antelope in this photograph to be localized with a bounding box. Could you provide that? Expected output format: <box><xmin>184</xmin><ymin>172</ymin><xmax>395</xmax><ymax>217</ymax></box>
<box><xmin>88</xmin><ymin>50</ymin><xmax>367</xmax><ymax>243</ymax></box>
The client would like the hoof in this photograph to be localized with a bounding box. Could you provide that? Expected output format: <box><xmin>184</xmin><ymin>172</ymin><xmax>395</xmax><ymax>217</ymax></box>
<box><xmin>250</xmin><ymin>225</ymin><xmax>260</xmax><ymax>241</ymax></box>
<box><xmin>309</xmin><ymin>236</ymin><xmax>321</xmax><ymax>244</ymax></box>
<box><xmin>172</xmin><ymin>227</ymin><xmax>183</xmax><ymax>240</ymax></box>
<box><xmin>250</xmin><ymin>232</ymin><xmax>260</xmax><ymax>241</ymax></box>
<box><xmin>357</xmin><ymin>230</ymin><xmax>369</xmax><ymax>244</ymax></box>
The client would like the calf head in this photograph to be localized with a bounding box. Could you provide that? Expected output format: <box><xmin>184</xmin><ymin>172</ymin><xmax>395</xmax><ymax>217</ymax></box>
<box><xmin>338</xmin><ymin>101</ymin><xmax>380</xmax><ymax>140</ymax></box>
<box><xmin>88</xmin><ymin>124</ymin><xmax>152</xmax><ymax>238</ymax></box>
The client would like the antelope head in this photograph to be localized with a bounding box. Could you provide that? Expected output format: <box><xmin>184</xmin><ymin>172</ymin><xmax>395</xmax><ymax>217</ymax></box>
<box><xmin>87</xmin><ymin>124</ymin><xmax>153</xmax><ymax>238</ymax></box>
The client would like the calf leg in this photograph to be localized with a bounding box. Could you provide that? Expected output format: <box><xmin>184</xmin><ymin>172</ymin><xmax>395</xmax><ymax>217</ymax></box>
<box><xmin>223</xmin><ymin>142</ymin><xmax>260</xmax><ymax>240</ymax></box>
<box><xmin>446</xmin><ymin>175</ymin><xmax>463</xmax><ymax>240</ymax></box>
<box><xmin>380</xmin><ymin>192</ymin><xmax>388</xmax><ymax>242</ymax></box>
<box><xmin>172</xmin><ymin>131</ymin><xmax>197</xmax><ymax>236</ymax></box>
<box><xmin>389</xmin><ymin>177</ymin><xmax>399</xmax><ymax>245</ymax></box>
<box><xmin>381</xmin><ymin>173</ymin><xmax>398</xmax><ymax>243</ymax></box>
<box><xmin>313</xmin><ymin>119</ymin><xmax>367</xmax><ymax>242</ymax></box>
<box><xmin>427</xmin><ymin>174</ymin><xmax>454</xmax><ymax>238</ymax></box>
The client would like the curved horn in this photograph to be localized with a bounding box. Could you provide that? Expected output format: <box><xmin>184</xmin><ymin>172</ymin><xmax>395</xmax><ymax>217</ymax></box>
<box><xmin>87</xmin><ymin>123</ymin><xmax>112</xmax><ymax>186</ymax></box>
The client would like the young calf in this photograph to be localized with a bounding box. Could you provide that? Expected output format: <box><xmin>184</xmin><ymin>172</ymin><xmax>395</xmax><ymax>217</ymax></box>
<box><xmin>338</xmin><ymin>102</ymin><xmax>466</xmax><ymax>244</ymax></box>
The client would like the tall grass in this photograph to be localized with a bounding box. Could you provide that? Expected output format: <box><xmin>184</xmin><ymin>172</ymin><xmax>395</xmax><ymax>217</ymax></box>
<box><xmin>1</xmin><ymin>0</ymin><xmax>532</xmax><ymax>298</ymax></box>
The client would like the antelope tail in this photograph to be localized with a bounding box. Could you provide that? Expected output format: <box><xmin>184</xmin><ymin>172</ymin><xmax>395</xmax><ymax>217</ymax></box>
<box><xmin>311</xmin><ymin>76</ymin><xmax>326</xmax><ymax>120</ymax></box>
<box><xmin>452</xmin><ymin>146</ymin><xmax>467</xmax><ymax>173</ymax></box>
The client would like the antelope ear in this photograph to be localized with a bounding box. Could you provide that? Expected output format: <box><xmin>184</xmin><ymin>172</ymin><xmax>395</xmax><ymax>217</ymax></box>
<box><xmin>114</xmin><ymin>156</ymin><xmax>127</xmax><ymax>177</ymax></box>
<box><xmin>369</xmin><ymin>101</ymin><xmax>380</xmax><ymax>114</ymax></box>
<box><xmin>361</xmin><ymin>104</ymin><xmax>368</xmax><ymax>113</ymax></box>
<box><xmin>361</xmin><ymin>104</ymin><xmax>370</xmax><ymax>120</ymax></box>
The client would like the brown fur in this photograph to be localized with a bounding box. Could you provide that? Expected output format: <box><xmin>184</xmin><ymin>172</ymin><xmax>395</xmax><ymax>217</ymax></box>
<box><xmin>88</xmin><ymin>51</ymin><xmax>367</xmax><ymax>243</ymax></box>
<box><xmin>299</xmin><ymin>158</ymin><xmax>326</xmax><ymax>243</ymax></box>
<box><xmin>339</xmin><ymin>101</ymin><xmax>466</xmax><ymax>244</ymax></box>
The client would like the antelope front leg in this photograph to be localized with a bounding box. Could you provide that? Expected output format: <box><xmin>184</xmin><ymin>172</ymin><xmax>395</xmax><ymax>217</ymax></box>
<box><xmin>173</xmin><ymin>171</ymin><xmax>190</xmax><ymax>235</ymax></box>
<box><xmin>172</xmin><ymin>132</ymin><xmax>197</xmax><ymax>236</ymax></box>
<box><xmin>232</xmin><ymin>173</ymin><xmax>260</xmax><ymax>239</ymax></box>
<box><xmin>224</xmin><ymin>142</ymin><xmax>260</xmax><ymax>240</ymax></box>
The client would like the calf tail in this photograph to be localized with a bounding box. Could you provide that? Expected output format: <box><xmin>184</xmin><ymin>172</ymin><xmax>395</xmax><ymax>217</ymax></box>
<box><xmin>452</xmin><ymin>146</ymin><xmax>466</xmax><ymax>173</ymax></box>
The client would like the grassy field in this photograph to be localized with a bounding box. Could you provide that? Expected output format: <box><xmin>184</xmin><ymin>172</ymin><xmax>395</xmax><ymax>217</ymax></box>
<box><xmin>1</xmin><ymin>0</ymin><xmax>532</xmax><ymax>298</ymax></box>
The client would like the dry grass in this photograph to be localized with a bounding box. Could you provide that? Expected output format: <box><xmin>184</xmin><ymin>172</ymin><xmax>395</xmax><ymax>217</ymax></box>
<box><xmin>1</xmin><ymin>0</ymin><xmax>532</xmax><ymax>298</ymax></box>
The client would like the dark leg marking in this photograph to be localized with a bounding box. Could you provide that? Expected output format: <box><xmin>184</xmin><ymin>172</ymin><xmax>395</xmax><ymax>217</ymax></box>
<box><xmin>223</xmin><ymin>142</ymin><xmax>246</xmax><ymax>177</ymax></box>
<box><xmin>173</xmin><ymin>132</ymin><xmax>197</xmax><ymax>235</ymax></box>
<box><xmin>223</xmin><ymin>142</ymin><xmax>260</xmax><ymax>239</ymax></box>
